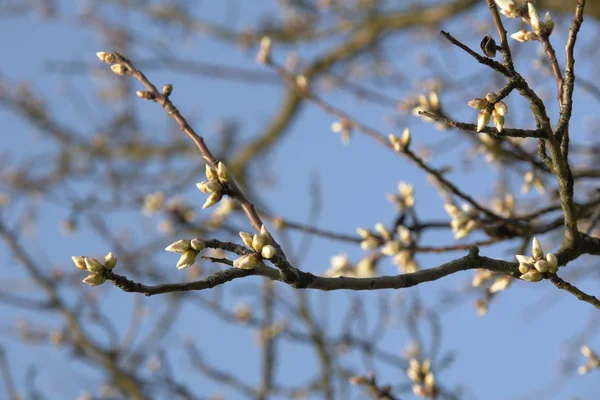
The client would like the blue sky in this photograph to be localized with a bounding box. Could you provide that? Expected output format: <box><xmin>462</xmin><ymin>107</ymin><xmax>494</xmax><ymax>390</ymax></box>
<box><xmin>1</xmin><ymin>1</ymin><xmax>599</xmax><ymax>399</ymax></box>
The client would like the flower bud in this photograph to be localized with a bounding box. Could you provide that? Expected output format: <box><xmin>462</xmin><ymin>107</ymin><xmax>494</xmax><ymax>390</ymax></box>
<box><xmin>468</xmin><ymin>98</ymin><xmax>489</xmax><ymax>110</ymax></box>
<box><xmin>257</xmin><ymin>36</ymin><xmax>272</xmax><ymax>64</ymax></box>
<box><xmin>82</xmin><ymin>273</ymin><xmax>107</xmax><ymax>286</ymax></box>
<box><xmin>261</xmin><ymin>245</ymin><xmax>276</xmax><ymax>259</ymax></box>
<box><xmin>84</xmin><ymin>257</ymin><xmax>104</xmax><ymax>273</ymax></box>
<box><xmin>176</xmin><ymin>250</ymin><xmax>197</xmax><ymax>269</ymax></box>
<box><xmin>217</xmin><ymin>162</ymin><xmax>230</xmax><ymax>183</ymax></box>
<box><xmin>96</xmin><ymin>52</ymin><xmax>116</xmax><ymax>64</ymax></box>
<box><xmin>401</xmin><ymin>127</ymin><xmax>411</xmax><ymax>148</ymax></box>
<box><xmin>72</xmin><ymin>256</ymin><xmax>87</xmax><ymax>270</ymax></box>
<box><xmin>252</xmin><ymin>233</ymin><xmax>267</xmax><ymax>252</ymax></box>
<box><xmin>190</xmin><ymin>238</ymin><xmax>205</xmax><ymax>251</ymax></box>
<box><xmin>111</xmin><ymin>64</ymin><xmax>128</xmax><ymax>76</ymax></box>
<box><xmin>534</xmin><ymin>259</ymin><xmax>548</xmax><ymax>273</ymax></box>
<box><xmin>205</xmin><ymin>164</ymin><xmax>218</xmax><ymax>180</ymax></box>
<box><xmin>162</xmin><ymin>84</ymin><xmax>173</xmax><ymax>96</ymax></box>
<box><xmin>485</xmin><ymin>92</ymin><xmax>499</xmax><ymax>103</ymax></box>
<box><xmin>546</xmin><ymin>253</ymin><xmax>558</xmax><ymax>273</ymax></box>
<box><xmin>477</xmin><ymin>110</ymin><xmax>491</xmax><ymax>132</ymax></box>
<box><xmin>239</xmin><ymin>231</ymin><xmax>254</xmax><ymax>247</ymax></box>
<box><xmin>528</xmin><ymin>3</ymin><xmax>542</xmax><ymax>35</ymax></box>
<box><xmin>165</xmin><ymin>239</ymin><xmax>191</xmax><ymax>253</ymax></box>
<box><xmin>511</xmin><ymin>29</ymin><xmax>538</xmax><ymax>42</ymax></box>
<box><xmin>492</xmin><ymin>110</ymin><xmax>505</xmax><ymax>132</ymax></box>
<box><xmin>532</xmin><ymin>237</ymin><xmax>543</xmax><ymax>260</ymax></box>
<box><xmin>233</xmin><ymin>253</ymin><xmax>259</xmax><ymax>269</ymax></box>
<box><xmin>104</xmin><ymin>252</ymin><xmax>117</xmax><ymax>270</ymax></box>
<box><xmin>203</xmin><ymin>192</ymin><xmax>223</xmax><ymax>209</ymax></box>
<box><xmin>520</xmin><ymin>269</ymin><xmax>543</xmax><ymax>282</ymax></box>
<box><xmin>136</xmin><ymin>90</ymin><xmax>155</xmax><ymax>100</ymax></box>
<box><xmin>494</xmin><ymin>101</ymin><xmax>508</xmax><ymax>116</ymax></box>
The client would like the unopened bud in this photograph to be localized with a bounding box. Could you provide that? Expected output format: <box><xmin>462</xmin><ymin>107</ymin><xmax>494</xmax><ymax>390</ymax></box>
<box><xmin>136</xmin><ymin>90</ymin><xmax>155</xmax><ymax>100</ymax></box>
<box><xmin>111</xmin><ymin>64</ymin><xmax>128</xmax><ymax>76</ymax></box>
<box><xmin>84</xmin><ymin>257</ymin><xmax>104</xmax><ymax>273</ymax></box>
<box><xmin>239</xmin><ymin>231</ymin><xmax>254</xmax><ymax>247</ymax></box>
<box><xmin>261</xmin><ymin>245</ymin><xmax>276</xmax><ymax>259</ymax></box>
<box><xmin>468</xmin><ymin>98</ymin><xmax>490</xmax><ymax>110</ymax></box>
<box><xmin>162</xmin><ymin>84</ymin><xmax>173</xmax><ymax>96</ymax></box>
<box><xmin>203</xmin><ymin>192</ymin><xmax>222</xmax><ymax>209</ymax></box>
<box><xmin>96</xmin><ymin>52</ymin><xmax>116</xmax><ymax>64</ymax></box>
<box><xmin>72</xmin><ymin>256</ymin><xmax>87</xmax><ymax>270</ymax></box>
<box><xmin>477</xmin><ymin>110</ymin><xmax>491</xmax><ymax>132</ymax></box>
<box><xmin>104</xmin><ymin>252</ymin><xmax>117</xmax><ymax>270</ymax></box>
<box><xmin>82</xmin><ymin>273</ymin><xmax>107</xmax><ymax>286</ymax></box>
<box><xmin>217</xmin><ymin>162</ymin><xmax>230</xmax><ymax>183</ymax></box>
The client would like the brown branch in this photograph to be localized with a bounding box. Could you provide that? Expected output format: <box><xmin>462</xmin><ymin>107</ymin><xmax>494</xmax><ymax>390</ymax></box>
<box><xmin>549</xmin><ymin>275</ymin><xmax>600</xmax><ymax>309</ymax></box>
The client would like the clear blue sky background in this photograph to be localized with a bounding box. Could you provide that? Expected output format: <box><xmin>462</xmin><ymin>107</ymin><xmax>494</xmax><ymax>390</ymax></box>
<box><xmin>1</xmin><ymin>1</ymin><xmax>599</xmax><ymax>399</ymax></box>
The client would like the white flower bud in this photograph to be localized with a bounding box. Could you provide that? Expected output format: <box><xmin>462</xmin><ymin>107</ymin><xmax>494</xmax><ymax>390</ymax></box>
<box><xmin>165</xmin><ymin>239</ymin><xmax>191</xmax><ymax>253</ymax></box>
<box><xmin>239</xmin><ymin>231</ymin><xmax>254</xmax><ymax>247</ymax></box>
<box><xmin>203</xmin><ymin>192</ymin><xmax>222</xmax><ymax>209</ymax></box>
<box><xmin>477</xmin><ymin>110</ymin><xmax>491</xmax><ymax>132</ymax></box>
<box><xmin>82</xmin><ymin>273</ymin><xmax>107</xmax><ymax>286</ymax></box>
<box><xmin>528</xmin><ymin>3</ymin><xmax>542</xmax><ymax>35</ymax></box>
<box><xmin>110</xmin><ymin>64</ymin><xmax>128</xmax><ymax>76</ymax></box>
<box><xmin>233</xmin><ymin>253</ymin><xmax>259</xmax><ymax>269</ymax></box>
<box><xmin>96</xmin><ymin>52</ymin><xmax>116</xmax><ymax>64</ymax></box>
<box><xmin>534</xmin><ymin>259</ymin><xmax>548</xmax><ymax>273</ymax></box>
<box><xmin>252</xmin><ymin>233</ymin><xmax>267</xmax><ymax>252</ymax></box>
<box><xmin>494</xmin><ymin>101</ymin><xmax>508</xmax><ymax>116</ymax></box>
<box><xmin>546</xmin><ymin>253</ymin><xmax>558</xmax><ymax>273</ymax></box>
<box><xmin>492</xmin><ymin>110</ymin><xmax>505</xmax><ymax>132</ymax></box>
<box><xmin>205</xmin><ymin>164</ymin><xmax>218</xmax><ymax>180</ymax></box>
<box><xmin>176</xmin><ymin>250</ymin><xmax>197</xmax><ymax>269</ymax></box>
<box><xmin>72</xmin><ymin>256</ymin><xmax>87</xmax><ymax>270</ymax></box>
<box><xmin>261</xmin><ymin>245</ymin><xmax>276</xmax><ymax>259</ymax></box>
<box><xmin>217</xmin><ymin>162</ymin><xmax>230</xmax><ymax>183</ymax></box>
<box><xmin>104</xmin><ymin>252</ymin><xmax>117</xmax><ymax>270</ymax></box>
<box><xmin>84</xmin><ymin>257</ymin><xmax>104</xmax><ymax>273</ymax></box>
<box><xmin>520</xmin><ymin>269</ymin><xmax>543</xmax><ymax>282</ymax></box>
<box><xmin>485</xmin><ymin>92</ymin><xmax>499</xmax><ymax>103</ymax></box>
<box><xmin>190</xmin><ymin>238</ymin><xmax>205</xmax><ymax>251</ymax></box>
<box><xmin>468</xmin><ymin>98</ymin><xmax>490</xmax><ymax>110</ymax></box>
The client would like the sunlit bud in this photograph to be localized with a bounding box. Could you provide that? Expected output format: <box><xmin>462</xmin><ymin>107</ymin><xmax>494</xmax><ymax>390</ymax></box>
<box><xmin>495</xmin><ymin>0</ymin><xmax>517</xmax><ymax>15</ymax></box>
<box><xmin>96</xmin><ymin>52</ymin><xmax>116</xmax><ymax>64</ymax></box>
<box><xmin>204</xmin><ymin>180</ymin><xmax>222</xmax><ymax>193</ymax></box>
<box><xmin>217</xmin><ymin>162</ymin><xmax>230</xmax><ymax>183</ymax></box>
<box><xmin>162</xmin><ymin>84</ymin><xmax>173</xmax><ymax>96</ymax></box>
<box><xmin>477</xmin><ymin>110</ymin><xmax>491</xmax><ymax>132</ymax></box>
<box><xmin>401</xmin><ymin>127</ymin><xmax>411</xmax><ymax>148</ymax></box>
<box><xmin>361</xmin><ymin>237</ymin><xmax>380</xmax><ymax>251</ymax></box>
<box><xmin>511</xmin><ymin>29</ymin><xmax>537</xmax><ymax>42</ymax></box>
<box><xmin>203</xmin><ymin>192</ymin><xmax>223</xmax><ymax>209</ymax></box>
<box><xmin>103</xmin><ymin>252</ymin><xmax>117</xmax><ymax>270</ymax></box>
<box><xmin>196</xmin><ymin>181</ymin><xmax>209</xmax><ymax>193</ymax></box>
<box><xmin>84</xmin><ymin>257</ymin><xmax>103</xmax><ymax>273</ymax></box>
<box><xmin>374</xmin><ymin>223</ymin><xmax>391</xmax><ymax>240</ymax></box>
<box><xmin>357</xmin><ymin>228</ymin><xmax>371</xmax><ymax>238</ymax></box>
<box><xmin>111</xmin><ymin>64</ymin><xmax>128</xmax><ymax>76</ymax></box>
<box><xmin>468</xmin><ymin>98</ymin><xmax>490</xmax><ymax>110</ymax></box>
<box><xmin>485</xmin><ymin>92</ymin><xmax>499</xmax><ymax>103</ymax></box>
<box><xmin>176</xmin><ymin>250</ymin><xmax>197</xmax><ymax>269</ymax></box>
<box><xmin>260</xmin><ymin>225</ymin><xmax>273</xmax><ymax>243</ymax></box>
<box><xmin>534</xmin><ymin>259</ymin><xmax>548</xmax><ymax>273</ymax></box>
<box><xmin>520</xmin><ymin>269</ymin><xmax>543</xmax><ymax>282</ymax></box>
<box><xmin>257</xmin><ymin>36</ymin><xmax>272</xmax><ymax>64</ymax></box>
<box><xmin>252</xmin><ymin>233</ymin><xmax>267</xmax><ymax>252</ymax></box>
<box><xmin>532</xmin><ymin>237</ymin><xmax>543</xmax><ymax>259</ymax></box>
<box><xmin>295</xmin><ymin>75</ymin><xmax>309</xmax><ymax>92</ymax></box>
<box><xmin>72</xmin><ymin>256</ymin><xmax>87</xmax><ymax>270</ymax></box>
<box><xmin>136</xmin><ymin>90</ymin><xmax>155</xmax><ymax>100</ymax></box>
<box><xmin>190</xmin><ymin>238</ymin><xmax>205</xmax><ymax>251</ymax></box>
<box><xmin>82</xmin><ymin>273</ymin><xmax>107</xmax><ymax>286</ymax></box>
<box><xmin>494</xmin><ymin>101</ymin><xmax>508</xmax><ymax>116</ymax></box>
<box><xmin>424</xmin><ymin>371</ymin><xmax>435</xmax><ymax>389</ymax></box>
<box><xmin>165</xmin><ymin>239</ymin><xmax>191</xmax><ymax>253</ymax></box>
<box><xmin>205</xmin><ymin>164</ymin><xmax>218</xmax><ymax>180</ymax></box>
<box><xmin>389</xmin><ymin>134</ymin><xmax>402</xmax><ymax>152</ymax></box>
<box><xmin>528</xmin><ymin>3</ymin><xmax>542</xmax><ymax>35</ymax></box>
<box><xmin>489</xmin><ymin>276</ymin><xmax>511</xmax><ymax>293</ymax></box>
<box><xmin>546</xmin><ymin>253</ymin><xmax>558</xmax><ymax>273</ymax></box>
<box><xmin>261</xmin><ymin>245</ymin><xmax>276</xmax><ymax>259</ymax></box>
<box><xmin>518</xmin><ymin>263</ymin><xmax>531</xmax><ymax>274</ymax></box>
<box><xmin>581</xmin><ymin>345</ymin><xmax>595</xmax><ymax>358</ymax></box>
<box><xmin>492</xmin><ymin>110</ymin><xmax>505</xmax><ymax>132</ymax></box>
<box><xmin>233</xmin><ymin>253</ymin><xmax>259</xmax><ymax>269</ymax></box>
<box><xmin>429</xmin><ymin>91</ymin><xmax>439</xmax><ymax>109</ymax></box>
<box><xmin>239</xmin><ymin>231</ymin><xmax>254</xmax><ymax>247</ymax></box>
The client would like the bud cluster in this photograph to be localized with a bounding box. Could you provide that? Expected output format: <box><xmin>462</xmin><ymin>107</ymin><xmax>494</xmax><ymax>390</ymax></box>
<box><xmin>388</xmin><ymin>128</ymin><xmax>411</xmax><ymax>152</ymax></box>
<box><xmin>165</xmin><ymin>238</ymin><xmax>206</xmax><ymax>270</ymax></box>
<box><xmin>578</xmin><ymin>345</ymin><xmax>600</xmax><ymax>375</ymax></box>
<box><xmin>386</xmin><ymin>181</ymin><xmax>415</xmax><ymax>212</ymax></box>
<box><xmin>196</xmin><ymin>162</ymin><xmax>230</xmax><ymax>209</ymax></box>
<box><xmin>515</xmin><ymin>237</ymin><xmax>558</xmax><ymax>282</ymax></box>
<box><xmin>235</xmin><ymin>225</ymin><xmax>276</xmax><ymax>270</ymax></box>
<box><xmin>72</xmin><ymin>252</ymin><xmax>117</xmax><ymax>286</ymax></box>
<box><xmin>444</xmin><ymin>203</ymin><xmax>480</xmax><ymax>240</ymax></box>
<box><xmin>323</xmin><ymin>253</ymin><xmax>379</xmax><ymax>278</ymax></box>
<box><xmin>468</xmin><ymin>92</ymin><xmax>508</xmax><ymax>133</ymax></box>
<box><xmin>495</xmin><ymin>1</ymin><xmax>554</xmax><ymax>41</ymax></box>
<box><xmin>407</xmin><ymin>358</ymin><xmax>437</xmax><ymax>398</ymax></box>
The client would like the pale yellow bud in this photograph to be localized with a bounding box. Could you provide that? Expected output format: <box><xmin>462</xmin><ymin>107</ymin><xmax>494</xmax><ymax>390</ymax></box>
<box><xmin>239</xmin><ymin>231</ymin><xmax>254</xmax><ymax>247</ymax></box>
<box><xmin>261</xmin><ymin>245</ymin><xmax>276</xmax><ymax>259</ymax></box>
<box><xmin>176</xmin><ymin>250</ymin><xmax>197</xmax><ymax>269</ymax></box>
<box><xmin>103</xmin><ymin>252</ymin><xmax>117</xmax><ymax>270</ymax></box>
<box><xmin>233</xmin><ymin>253</ymin><xmax>259</xmax><ymax>269</ymax></box>
<box><xmin>165</xmin><ymin>239</ymin><xmax>191</xmax><ymax>253</ymax></box>
<box><xmin>217</xmin><ymin>162</ymin><xmax>230</xmax><ymax>183</ymax></box>
<box><xmin>84</xmin><ymin>257</ymin><xmax>103</xmax><ymax>273</ymax></box>
<box><xmin>110</xmin><ymin>64</ymin><xmax>128</xmax><ymax>76</ymax></box>
<box><xmin>190</xmin><ymin>238</ymin><xmax>205</xmax><ymax>251</ymax></box>
<box><xmin>203</xmin><ymin>192</ymin><xmax>222</xmax><ymax>209</ymax></box>
<box><xmin>82</xmin><ymin>273</ymin><xmax>107</xmax><ymax>286</ymax></box>
<box><xmin>72</xmin><ymin>256</ymin><xmax>87</xmax><ymax>270</ymax></box>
